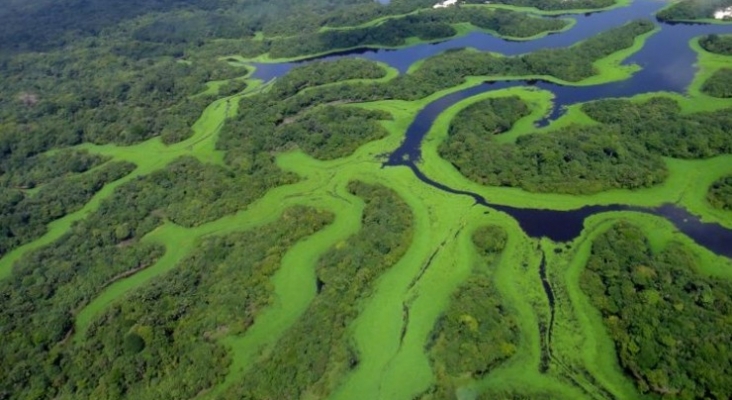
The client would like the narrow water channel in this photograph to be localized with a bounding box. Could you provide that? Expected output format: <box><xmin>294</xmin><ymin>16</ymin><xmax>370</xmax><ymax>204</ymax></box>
<box><xmin>252</xmin><ymin>0</ymin><xmax>732</xmax><ymax>254</ymax></box>
<box><xmin>245</xmin><ymin>0</ymin><xmax>732</xmax><ymax>387</ymax></box>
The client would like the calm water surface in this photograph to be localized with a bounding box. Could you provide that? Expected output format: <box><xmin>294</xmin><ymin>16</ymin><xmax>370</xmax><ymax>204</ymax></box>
<box><xmin>248</xmin><ymin>0</ymin><xmax>732</xmax><ymax>254</ymax></box>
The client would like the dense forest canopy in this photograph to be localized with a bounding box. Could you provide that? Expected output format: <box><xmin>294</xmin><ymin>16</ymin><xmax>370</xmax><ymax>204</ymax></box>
<box><xmin>439</xmin><ymin>95</ymin><xmax>732</xmax><ymax>194</ymax></box>
<box><xmin>702</xmin><ymin>68</ymin><xmax>732</xmax><ymax>97</ymax></box>
<box><xmin>1</xmin><ymin>0</ymin><xmax>732</xmax><ymax>399</ymax></box>
<box><xmin>0</xmin><ymin>0</ymin><xmax>616</xmax><ymax>54</ymax></box>
<box><xmin>581</xmin><ymin>222</ymin><xmax>732</xmax><ymax>399</ymax></box>
<box><xmin>0</xmin><ymin>156</ymin><xmax>299</xmax><ymax>398</ymax></box>
<box><xmin>427</xmin><ymin>226</ymin><xmax>520</xmax><ymax>398</ymax></box>
<box><xmin>657</xmin><ymin>0</ymin><xmax>732</xmax><ymax>21</ymax></box>
<box><xmin>0</xmin><ymin>0</ymin><xmax>370</xmax><ymax>53</ymax></box>
<box><xmin>708</xmin><ymin>176</ymin><xmax>732</xmax><ymax>210</ymax></box>
<box><xmin>222</xmin><ymin>182</ymin><xmax>414</xmax><ymax>399</ymax></box>
<box><xmin>700</xmin><ymin>33</ymin><xmax>732</xmax><ymax>55</ymax></box>
<box><xmin>67</xmin><ymin>206</ymin><xmax>333</xmax><ymax>399</ymax></box>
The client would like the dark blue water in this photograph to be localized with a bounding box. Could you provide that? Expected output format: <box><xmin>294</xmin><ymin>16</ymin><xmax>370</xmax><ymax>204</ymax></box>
<box><xmin>245</xmin><ymin>0</ymin><xmax>732</xmax><ymax>255</ymax></box>
<box><xmin>250</xmin><ymin>1</ymin><xmax>661</xmax><ymax>79</ymax></box>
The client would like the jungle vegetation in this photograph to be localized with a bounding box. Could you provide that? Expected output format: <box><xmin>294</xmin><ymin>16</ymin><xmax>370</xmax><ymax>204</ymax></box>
<box><xmin>60</xmin><ymin>206</ymin><xmax>333</xmax><ymax>399</ymax></box>
<box><xmin>427</xmin><ymin>226</ymin><xmax>520</xmax><ymax>397</ymax></box>
<box><xmin>259</xmin><ymin>8</ymin><xmax>568</xmax><ymax>58</ymax></box>
<box><xmin>220</xmin><ymin>21</ymin><xmax>655</xmax><ymax>170</ymax></box>
<box><xmin>221</xmin><ymin>181</ymin><xmax>414</xmax><ymax>399</ymax></box>
<box><xmin>0</xmin><ymin>157</ymin><xmax>294</xmax><ymax>398</ymax></box>
<box><xmin>0</xmin><ymin>149</ymin><xmax>106</xmax><ymax>189</ymax></box>
<box><xmin>699</xmin><ymin>34</ymin><xmax>732</xmax><ymax>55</ymax></box>
<box><xmin>580</xmin><ymin>222</ymin><xmax>732</xmax><ymax>399</ymax></box>
<box><xmin>0</xmin><ymin>0</ymin><xmax>613</xmax><ymax>55</ymax></box>
<box><xmin>657</xmin><ymin>0</ymin><xmax>732</xmax><ymax>22</ymax></box>
<box><xmin>708</xmin><ymin>176</ymin><xmax>732</xmax><ymax>210</ymax></box>
<box><xmin>0</xmin><ymin>160</ymin><xmax>135</xmax><ymax>257</ymax></box>
<box><xmin>702</xmin><ymin>68</ymin><xmax>732</xmax><ymax>97</ymax></box>
<box><xmin>1</xmin><ymin>204</ymin><xmax>333</xmax><ymax>398</ymax></box>
<box><xmin>1</xmin><ymin>0</ymin><xmax>731</xmax><ymax>399</ymax></box>
<box><xmin>441</xmin><ymin>95</ymin><xmax>732</xmax><ymax>194</ymax></box>
<box><xmin>0</xmin><ymin>54</ymin><xmax>247</xmax><ymax>157</ymax></box>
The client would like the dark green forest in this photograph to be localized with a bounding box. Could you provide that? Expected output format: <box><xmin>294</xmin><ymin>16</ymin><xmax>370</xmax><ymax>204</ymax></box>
<box><xmin>427</xmin><ymin>226</ymin><xmax>520</xmax><ymax>398</ymax></box>
<box><xmin>0</xmin><ymin>0</ymin><xmax>612</xmax><ymax>55</ymax></box>
<box><xmin>262</xmin><ymin>8</ymin><xmax>568</xmax><ymax>58</ymax></box>
<box><xmin>0</xmin><ymin>53</ymin><xmax>247</xmax><ymax>159</ymax></box>
<box><xmin>0</xmin><ymin>0</ymin><xmax>371</xmax><ymax>53</ymax></box>
<box><xmin>708</xmin><ymin>176</ymin><xmax>732</xmax><ymax>210</ymax></box>
<box><xmin>447</xmin><ymin>96</ymin><xmax>531</xmax><ymax>137</ymax></box>
<box><xmin>442</xmin><ymin>121</ymin><xmax>668</xmax><ymax>194</ymax></box>
<box><xmin>700</xmin><ymin>34</ymin><xmax>732</xmax><ymax>55</ymax></box>
<box><xmin>0</xmin><ymin>160</ymin><xmax>134</xmax><ymax>257</ymax></box>
<box><xmin>67</xmin><ymin>206</ymin><xmax>333</xmax><ymax>399</ymax></box>
<box><xmin>657</xmin><ymin>0</ymin><xmax>732</xmax><ymax>21</ymax></box>
<box><xmin>0</xmin><ymin>157</ymin><xmax>296</xmax><ymax>398</ymax></box>
<box><xmin>441</xmin><ymin>95</ymin><xmax>732</xmax><ymax>194</ymax></box>
<box><xmin>221</xmin><ymin>21</ymin><xmax>656</xmax><ymax>174</ymax></box>
<box><xmin>581</xmin><ymin>97</ymin><xmax>732</xmax><ymax>159</ymax></box>
<box><xmin>221</xmin><ymin>182</ymin><xmax>414</xmax><ymax>399</ymax></box>
<box><xmin>702</xmin><ymin>68</ymin><xmax>732</xmax><ymax>97</ymax></box>
<box><xmin>1</xmin><ymin>0</ymin><xmax>731</xmax><ymax>398</ymax></box>
<box><xmin>0</xmin><ymin>149</ymin><xmax>105</xmax><ymax>189</ymax></box>
<box><xmin>581</xmin><ymin>222</ymin><xmax>732</xmax><ymax>399</ymax></box>
<box><xmin>2</xmin><ymin>205</ymin><xmax>333</xmax><ymax>399</ymax></box>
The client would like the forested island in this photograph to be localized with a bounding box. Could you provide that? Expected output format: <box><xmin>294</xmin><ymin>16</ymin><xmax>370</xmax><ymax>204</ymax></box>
<box><xmin>657</xmin><ymin>0</ymin><xmax>732</xmax><ymax>22</ymax></box>
<box><xmin>1</xmin><ymin>0</ymin><xmax>731</xmax><ymax>399</ymax></box>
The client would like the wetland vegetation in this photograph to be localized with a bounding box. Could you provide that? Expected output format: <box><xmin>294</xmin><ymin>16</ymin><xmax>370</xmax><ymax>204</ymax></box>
<box><xmin>657</xmin><ymin>0</ymin><xmax>732</xmax><ymax>22</ymax></box>
<box><xmin>581</xmin><ymin>222</ymin><xmax>732</xmax><ymax>399</ymax></box>
<box><xmin>427</xmin><ymin>225</ymin><xmax>521</xmax><ymax>397</ymax></box>
<box><xmin>1</xmin><ymin>0</ymin><xmax>732</xmax><ymax>399</ymax></box>
<box><xmin>708</xmin><ymin>176</ymin><xmax>732</xmax><ymax>210</ymax></box>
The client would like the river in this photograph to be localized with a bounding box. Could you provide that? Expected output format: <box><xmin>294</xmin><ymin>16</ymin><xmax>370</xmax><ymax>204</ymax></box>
<box><xmin>248</xmin><ymin>0</ymin><xmax>732</xmax><ymax>256</ymax></box>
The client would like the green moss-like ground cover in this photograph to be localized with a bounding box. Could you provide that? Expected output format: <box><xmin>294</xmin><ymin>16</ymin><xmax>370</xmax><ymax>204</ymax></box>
<box><xmin>2</xmin><ymin>10</ymin><xmax>732</xmax><ymax>400</ymax></box>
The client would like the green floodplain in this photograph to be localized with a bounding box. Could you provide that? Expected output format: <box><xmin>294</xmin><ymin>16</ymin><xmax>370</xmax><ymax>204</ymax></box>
<box><xmin>1</xmin><ymin>0</ymin><xmax>732</xmax><ymax>399</ymax></box>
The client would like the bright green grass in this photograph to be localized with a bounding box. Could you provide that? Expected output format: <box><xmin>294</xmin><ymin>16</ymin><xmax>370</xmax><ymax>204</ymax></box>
<box><xmin>2</xmin><ymin>15</ymin><xmax>731</xmax><ymax>400</ymax></box>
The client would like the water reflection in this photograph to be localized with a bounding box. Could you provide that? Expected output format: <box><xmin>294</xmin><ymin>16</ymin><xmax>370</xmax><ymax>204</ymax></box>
<box><xmin>249</xmin><ymin>0</ymin><xmax>732</xmax><ymax>253</ymax></box>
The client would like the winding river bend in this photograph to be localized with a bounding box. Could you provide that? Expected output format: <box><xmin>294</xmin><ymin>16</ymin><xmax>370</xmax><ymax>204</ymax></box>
<box><xmin>251</xmin><ymin>0</ymin><xmax>732</xmax><ymax>257</ymax></box>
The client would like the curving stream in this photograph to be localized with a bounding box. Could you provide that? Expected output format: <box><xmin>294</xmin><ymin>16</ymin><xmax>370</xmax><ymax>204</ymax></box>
<box><xmin>250</xmin><ymin>0</ymin><xmax>732</xmax><ymax>256</ymax></box>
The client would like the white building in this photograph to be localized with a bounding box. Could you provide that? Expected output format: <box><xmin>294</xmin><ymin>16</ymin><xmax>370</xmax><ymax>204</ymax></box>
<box><xmin>433</xmin><ymin>0</ymin><xmax>458</xmax><ymax>9</ymax></box>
